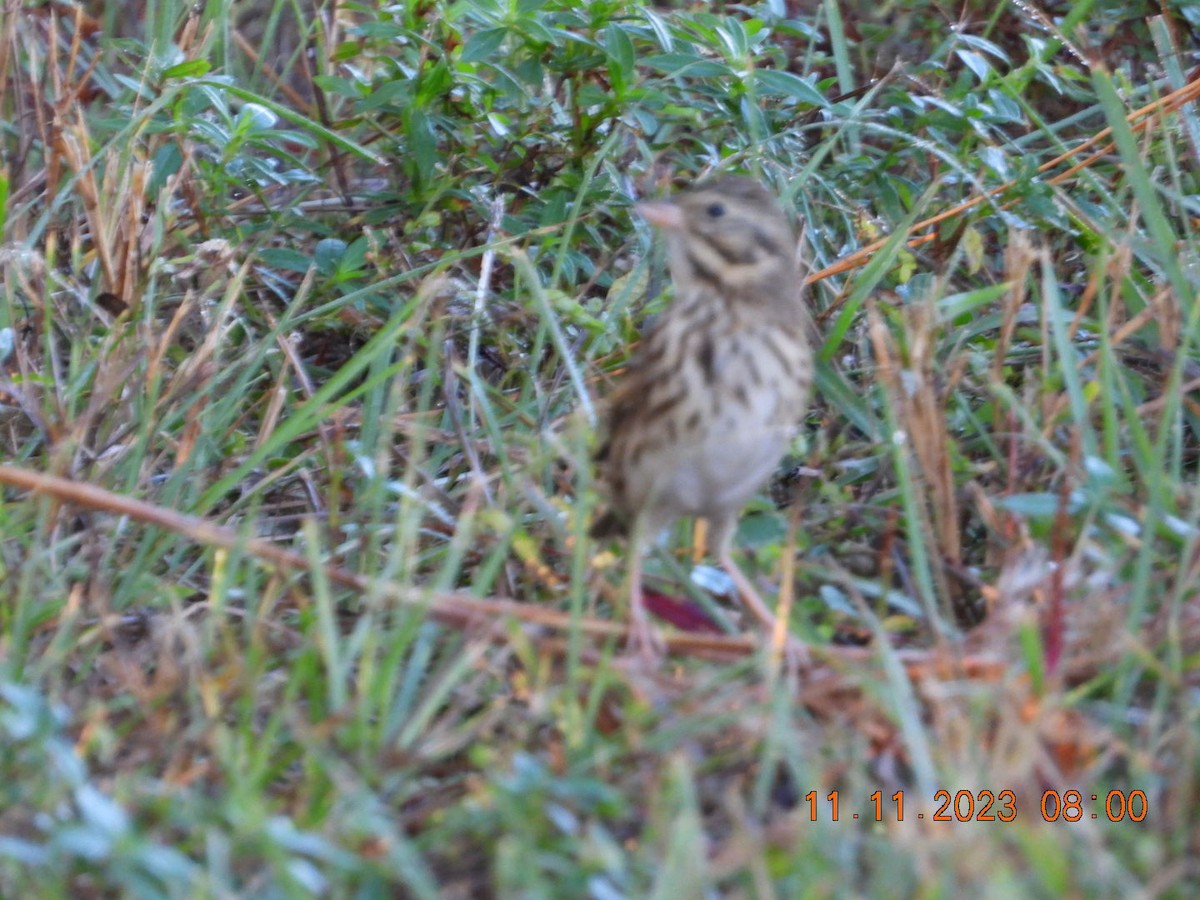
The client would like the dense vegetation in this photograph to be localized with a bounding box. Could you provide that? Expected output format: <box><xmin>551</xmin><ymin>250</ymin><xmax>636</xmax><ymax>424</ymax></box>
<box><xmin>1</xmin><ymin>0</ymin><xmax>1197</xmax><ymax>894</ymax></box>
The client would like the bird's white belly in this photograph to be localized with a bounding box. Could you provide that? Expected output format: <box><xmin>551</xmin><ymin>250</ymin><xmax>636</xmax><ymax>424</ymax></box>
<box><xmin>657</xmin><ymin>427</ymin><xmax>792</xmax><ymax>519</ymax></box>
<box><xmin>650</xmin><ymin>336</ymin><xmax>804</xmax><ymax>521</ymax></box>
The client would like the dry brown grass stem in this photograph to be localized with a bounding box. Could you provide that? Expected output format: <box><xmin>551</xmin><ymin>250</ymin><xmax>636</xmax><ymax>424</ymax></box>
<box><xmin>806</xmin><ymin>70</ymin><xmax>1200</xmax><ymax>295</ymax></box>
<box><xmin>0</xmin><ymin>462</ymin><xmax>754</xmax><ymax>660</ymax></box>
<box><xmin>865</xmin><ymin>298</ymin><xmax>968</xmax><ymax>625</ymax></box>
<box><xmin>0</xmin><ymin>462</ymin><xmax>1025</xmax><ymax>683</ymax></box>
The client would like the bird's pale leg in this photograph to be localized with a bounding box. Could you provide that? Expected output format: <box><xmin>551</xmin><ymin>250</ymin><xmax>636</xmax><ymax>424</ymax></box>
<box><xmin>627</xmin><ymin>523</ymin><xmax>666</xmax><ymax>661</ymax></box>
<box><xmin>712</xmin><ymin>519</ymin><xmax>809</xmax><ymax>666</ymax></box>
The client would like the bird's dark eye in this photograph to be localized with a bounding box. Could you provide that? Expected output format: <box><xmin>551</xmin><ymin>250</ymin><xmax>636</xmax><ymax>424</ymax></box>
<box><xmin>705</xmin><ymin>203</ymin><xmax>725</xmax><ymax>218</ymax></box>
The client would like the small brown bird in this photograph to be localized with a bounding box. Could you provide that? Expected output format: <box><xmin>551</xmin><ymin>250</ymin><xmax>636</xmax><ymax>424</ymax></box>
<box><xmin>592</xmin><ymin>175</ymin><xmax>813</xmax><ymax>658</ymax></box>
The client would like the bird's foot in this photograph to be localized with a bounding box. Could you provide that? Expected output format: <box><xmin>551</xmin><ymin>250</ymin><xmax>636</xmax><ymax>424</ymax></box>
<box><xmin>627</xmin><ymin>599</ymin><xmax>667</xmax><ymax>663</ymax></box>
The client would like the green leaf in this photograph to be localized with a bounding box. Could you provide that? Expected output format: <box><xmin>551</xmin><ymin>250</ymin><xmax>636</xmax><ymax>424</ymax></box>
<box><xmin>937</xmin><ymin>283</ymin><xmax>1011</xmax><ymax>321</ymax></box>
<box><xmin>462</xmin><ymin>27</ymin><xmax>507</xmax><ymax>63</ymax></box>
<box><xmin>314</xmin><ymin>239</ymin><xmax>348</xmax><ymax>275</ymax></box>
<box><xmin>994</xmin><ymin>492</ymin><xmax>1084</xmax><ymax>519</ymax></box>
<box><xmin>415</xmin><ymin>58</ymin><xmax>454</xmax><ymax>105</ymax></box>
<box><xmin>330</xmin><ymin>40</ymin><xmax>362</xmax><ymax>62</ymax></box>
<box><xmin>147</xmin><ymin>143</ymin><xmax>182</xmax><ymax>196</ymax></box>
<box><xmin>258</xmin><ymin>248</ymin><xmax>314</xmax><ymax>273</ymax></box>
<box><xmin>0</xmin><ymin>167</ymin><xmax>8</xmax><ymax>238</ymax></box>
<box><xmin>955</xmin><ymin>49</ymin><xmax>991</xmax><ymax>82</ymax></box>
<box><xmin>604</xmin><ymin>24</ymin><xmax>635</xmax><ymax>94</ymax></box>
<box><xmin>641</xmin><ymin>53</ymin><xmax>729</xmax><ymax>79</ymax></box>
<box><xmin>753</xmin><ymin>69</ymin><xmax>826</xmax><ymax>105</ymax></box>
<box><xmin>337</xmin><ymin>237</ymin><xmax>371</xmax><ymax>279</ymax></box>
<box><xmin>161</xmin><ymin>59</ymin><xmax>211</xmax><ymax>80</ymax></box>
<box><xmin>312</xmin><ymin>75</ymin><xmax>365</xmax><ymax>99</ymax></box>
<box><xmin>736</xmin><ymin>511</ymin><xmax>786</xmax><ymax>549</ymax></box>
<box><xmin>405</xmin><ymin>107</ymin><xmax>437</xmax><ymax>182</ymax></box>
